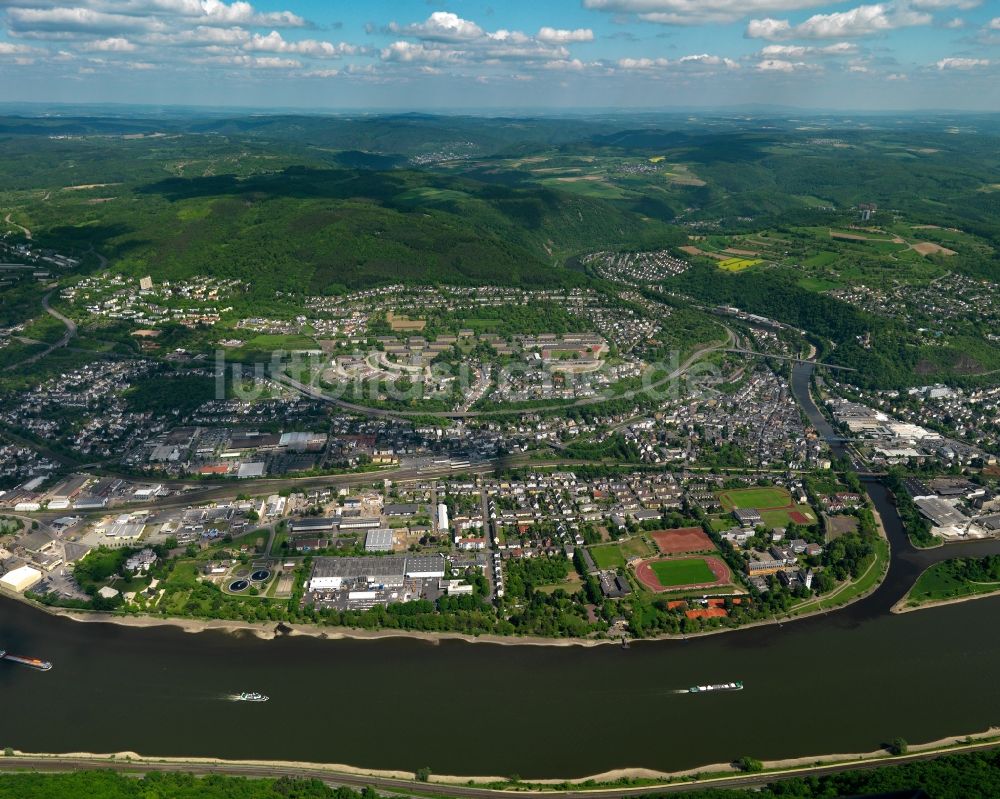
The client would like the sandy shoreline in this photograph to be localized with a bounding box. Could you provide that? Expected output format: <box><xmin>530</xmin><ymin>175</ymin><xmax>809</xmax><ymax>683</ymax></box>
<box><xmin>891</xmin><ymin>585</ymin><xmax>1000</xmax><ymax>615</ymax></box>
<box><xmin>5</xmin><ymin>726</ymin><xmax>999</xmax><ymax>789</ymax></box>
<box><xmin>46</xmin><ymin>589</ymin><xmax>886</xmax><ymax>647</ymax></box>
<box><xmin>55</xmin><ymin>611</ymin><xmax>616</xmax><ymax>647</ymax></box>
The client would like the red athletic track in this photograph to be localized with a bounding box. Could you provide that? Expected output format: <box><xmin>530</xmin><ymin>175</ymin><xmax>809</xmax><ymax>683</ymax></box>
<box><xmin>633</xmin><ymin>556</ymin><xmax>730</xmax><ymax>594</ymax></box>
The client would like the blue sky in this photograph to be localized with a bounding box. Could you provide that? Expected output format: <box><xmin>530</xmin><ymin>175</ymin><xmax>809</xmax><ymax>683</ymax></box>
<box><xmin>1</xmin><ymin>0</ymin><xmax>999</xmax><ymax>110</ymax></box>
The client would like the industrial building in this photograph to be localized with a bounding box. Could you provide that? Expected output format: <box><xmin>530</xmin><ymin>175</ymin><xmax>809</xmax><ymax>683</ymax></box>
<box><xmin>384</xmin><ymin>503</ymin><xmax>420</xmax><ymax>517</ymax></box>
<box><xmin>364</xmin><ymin>528</ymin><xmax>395</xmax><ymax>552</ymax></box>
<box><xmin>914</xmin><ymin>497</ymin><xmax>969</xmax><ymax>529</ymax></box>
<box><xmin>308</xmin><ymin>555</ymin><xmax>447</xmax><ymax>592</ymax></box>
<box><xmin>337</xmin><ymin>517</ymin><xmax>382</xmax><ymax>531</ymax></box>
<box><xmin>0</xmin><ymin>564</ymin><xmax>43</xmax><ymax>593</ymax></box>
<box><xmin>289</xmin><ymin>517</ymin><xmax>339</xmax><ymax>533</ymax></box>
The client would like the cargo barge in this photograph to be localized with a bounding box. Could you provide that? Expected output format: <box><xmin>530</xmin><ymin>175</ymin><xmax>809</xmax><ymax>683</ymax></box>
<box><xmin>2</xmin><ymin>651</ymin><xmax>53</xmax><ymax>671</ymax></box>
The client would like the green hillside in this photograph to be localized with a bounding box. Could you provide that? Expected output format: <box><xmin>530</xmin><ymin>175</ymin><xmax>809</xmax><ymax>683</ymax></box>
<box><xmin>11</xmin><ymin>159</ymin><xmax>677</xmax><ymax>295</ymax></box>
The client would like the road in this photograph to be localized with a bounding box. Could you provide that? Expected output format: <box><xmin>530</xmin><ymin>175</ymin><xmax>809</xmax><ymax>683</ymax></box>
<box><xmin>3</xmin><ymin>290</ymin><xmax>78</xmax><ymax>372</ymax></box>
<box><xmin>3</xmin><ymin>211</ymin><xmax>32</xmax><ymax>239</ymax></box>
<box><xmin>5</xmin><ymin>739</ymin><xmax>1000</xmax><ymax>798</ymax></box>
<box><xmin>479</xmin><ymin>486</ymin><xmax>497</xmax><ymax>601</ymax></box>
<box><xmin>724</xmin><ymin>347</ymin><xmax>857</xmax><ymax>372</ymax></box>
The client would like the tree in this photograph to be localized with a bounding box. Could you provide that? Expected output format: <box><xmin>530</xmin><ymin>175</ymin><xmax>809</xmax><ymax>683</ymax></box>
<box><xmin>737</xmin><ymin>756</ymin><xmax>764</xmax><ymax>773</ymax></box>
<box><xmin>890</xmin><ymin>737</ymin><xmax>908</xmax><ymax>756</ymax></box>
<box><xmin>415</xmin><ymin>767</ymin><xmax>432</xmax><ymax>782</ymax></box>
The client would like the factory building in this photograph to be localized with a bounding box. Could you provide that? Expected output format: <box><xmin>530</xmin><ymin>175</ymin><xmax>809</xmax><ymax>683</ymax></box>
<box><xmin>308</xmin><ymin>555</ymin><xmax>447</xmax><ymax>592</ymax></box>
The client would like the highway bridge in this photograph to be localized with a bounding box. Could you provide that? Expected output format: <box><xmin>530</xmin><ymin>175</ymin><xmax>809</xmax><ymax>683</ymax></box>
<box><xmin>723</xmin><ymin>348</ymin><xmax>857</xmax><ymax>372</ymax></box>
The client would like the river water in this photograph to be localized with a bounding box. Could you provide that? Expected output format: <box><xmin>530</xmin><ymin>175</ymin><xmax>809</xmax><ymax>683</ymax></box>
<box><xmin>1</xmin><ymin>363</ymin><xmax>999</xmax><ymax>779</ymax></box>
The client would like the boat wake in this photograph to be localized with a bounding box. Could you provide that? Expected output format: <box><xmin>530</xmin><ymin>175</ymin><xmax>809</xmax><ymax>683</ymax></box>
<box><xmin>669</xmin><ymin>682</ymin><xmax>744</xmax><ymax>695</ymax></box>
<box><xmin>228</xmin><ymin>691</ymin><xmax>269</xmax><ymax>703</ymax></box>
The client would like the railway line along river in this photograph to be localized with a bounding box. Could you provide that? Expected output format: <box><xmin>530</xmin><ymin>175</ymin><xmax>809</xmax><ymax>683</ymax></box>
<box><xmin>2</xmin><ymin>362</ymin><xmax>1000</xmax><ymax>780</ymax></box>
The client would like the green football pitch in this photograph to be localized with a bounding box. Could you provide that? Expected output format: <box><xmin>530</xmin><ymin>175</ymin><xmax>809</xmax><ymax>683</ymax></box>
<box><xmin>650</xmin><ymin>558</ymin><xmax>717</xmax><ymax>587</ymax></box>
<box><xmin>718</xmin><ymin>486</ymin><xmax>791</xmax><ymax>510</ymax></box>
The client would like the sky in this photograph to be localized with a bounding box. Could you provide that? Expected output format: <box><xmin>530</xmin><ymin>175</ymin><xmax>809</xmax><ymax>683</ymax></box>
<box><xmin>1</xmin><ymin>0</ymin><xmax>1000</xmax><ymax>111</ymax></box>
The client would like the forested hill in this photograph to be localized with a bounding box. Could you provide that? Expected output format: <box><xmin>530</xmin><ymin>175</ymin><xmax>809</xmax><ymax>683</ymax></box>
<box><xmin>18</xmin><ymin>162</ymin><xmax>680</xmax><ymax>294</ymax></box>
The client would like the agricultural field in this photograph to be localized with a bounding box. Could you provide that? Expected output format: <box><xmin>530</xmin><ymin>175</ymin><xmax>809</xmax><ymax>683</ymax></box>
<box><xmin>717</xmin><ymin>257</ymin><xmax>762</xmax><ymax>272</ymax></box>
<box><xmin>447</xmin><ymin>150</ymin><xmax>707</xmax><ymax>205</ymax></box>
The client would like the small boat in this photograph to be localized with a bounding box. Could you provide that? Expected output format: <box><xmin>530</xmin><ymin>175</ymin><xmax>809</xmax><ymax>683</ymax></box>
<box><xmin>2</xmin><ymin>653</ymin><xmax>53</xmax><ymax>672</ymax></box>
<box><xmin>237</xmin><ymin>692</ymin><xmax>269</xmax><ymax>702</ymax></box>
<box><xmin>689</xmin><ymin>681</ymin><xmax>742</xmax><ymax>693</ymax></box>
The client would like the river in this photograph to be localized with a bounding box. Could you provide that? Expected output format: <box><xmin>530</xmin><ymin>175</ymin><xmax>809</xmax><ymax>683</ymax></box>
<box><xmin>1</xmin><ymin>363</ymin><xmax>999</xmax><ymax>779</ymax></box>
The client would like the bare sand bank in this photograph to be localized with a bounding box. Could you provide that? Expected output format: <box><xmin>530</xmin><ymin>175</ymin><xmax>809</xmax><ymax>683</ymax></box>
<box><xmin>892</xmin><ymin>586</ymin><xmax>1000</xmax><ymax>615</ymax></box>
<box><xmin>6</xmin><ymin>726</ymin><xmax>999</xmax><ymax>789</ymax></box>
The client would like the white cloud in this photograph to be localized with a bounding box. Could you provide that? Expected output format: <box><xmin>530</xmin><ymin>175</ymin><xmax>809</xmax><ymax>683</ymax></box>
<box><xmin>617</xmin><ymin>56</ymin><xmax>669</xmax><ymax>69</ymax></box>
<box><xmin>760</xmin><ymin>42</ymin><xmax>857</xmax><ymax>56</ymax></box>
<box><xmin>616</xmin><ymin>54</ymin><xmax>738</xmax><ymax>70</ymax></box>
<box><xmin>7</xmin><ymin>7</ymin><xmax>162</xmax><ymax>35</ymax></box>
<box><xmin>5</xmin><ymin>0</ymin><xmax>306</xmax><ymax>38</ymax></box>
<box><xmin>244</xmin><ymin>31</ymin><xmax>360</xmax><ymax>58</ymax></box>
<box><xmin>380</xmin><ymin>41</ymin><xmax>464</xmax><ymax>63</ymax></box>
<box><xmin>747</xmin><ymin>18</ymin><xmax>793</xmax><ymax>39</ymax></box>
<box><xmin>989</xmin><ymin>17</ymin><xmax>1000</xmax><ymax>30</ymax></box>
<box><xmin>388</xmin><ymin>12</ymin><xmax>484</xmax><ymax>42</ymax></box>
<box><xmin>821</xmin><ymin>41</ymin><xmax>860</xmax><ymax>53</ymax></box>
<box><xmin>543</xmin><ymin>58</ymin><xmax>586</xmax><ymax>70</ymax></box>
<box><xmin>536</xmin><ymin>27</ymin><xmax>594</xmax><ymax>44</ymax></box>
<box><xmin>380</xmin><ymin>13</ymin><xmax>572</xmax><ymax>65</ymax></box>
<box><xmin>909</xmin><ymin>0</ymin><xmax>979</xmax><ymax>8</ymax></box>
<box><xmin>747</xmin><ymin>4</ymin><xmax>931</xmax><ymax>40</ymax></box>
<box><xmin>582</xmin><ymin>0</ymin><xmax>831</xmax><ymax>24</ymax></box>
<box><xmin>678</xmin><ymin>53</ymin><xmax>740</xmax><ymax>67</ymax></box>
<box><xmin>756</xmin><ymin>57</ymin><xmax>812</xmax><ymax>70</ymax></box>
<box><xmin>141</xmin><ymin>26</ymin><xmax>250</xmax><ymax>46</ymax></box>
<box><xmin>760</xmin><ymin>43</ymin><xmax>808</xmax><ymax>56</ymax></box>
<box><xmin>249</xmin><ymin>55</ymin><xmax>297</xmax><ymax>68</ymax></box>
<box><xmin>82</xmin><ymin>36</ymin><xmax>137</xmax><ymax>51</ymax></box>
<box><xmin>211</xmin><ymin>53</ymin><xmax>300</xmax><ymax>68</ymax></box>
<box><xmin>936</xmin><ymin>56</ymin><xmax>989</xmax><ymax>69</ymax></box>
<box><xmin>301</xmin><ymin>68</ymin><xmax>339</xmax><ymax>77</ymax></box>
<box><xmin>0</xmin><ymin>0</ymin><xmax>373</xmax><ymax>76</ymax></box>
<box><xmin>120</xmin><ymin>0</ymin><xmax>305</xmax><ymax>27</ymax></box>
<box><xmin>0</xmin><ymin>41</ymin><xmax>40</xmax><ymax>55</ymax></box>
